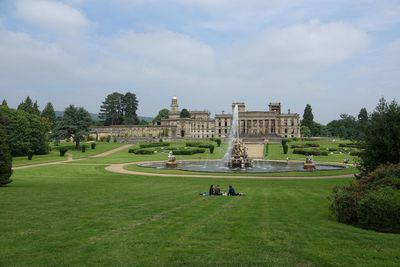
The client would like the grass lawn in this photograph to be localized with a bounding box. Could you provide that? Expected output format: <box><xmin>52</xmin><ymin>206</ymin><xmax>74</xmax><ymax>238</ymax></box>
<box><xmin>266</xmin><ymin>138</ymin><xmax>359</xmax><ymax>163</ymax></box>
<box><xmin>12</xmin><ymin>142</ymin><xmax>124</xmax><ymax>167</ymax></box>
<box><xmin>1</xmin><ymin>162</ymin><xmax>399</xmax><ymax>266</ymax></box>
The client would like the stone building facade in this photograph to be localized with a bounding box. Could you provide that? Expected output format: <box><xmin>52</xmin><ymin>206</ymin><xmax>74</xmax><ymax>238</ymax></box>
<box><xmin>91</xmin><ymin>96</ymin><xmax>300</xmax><ymax>140</ymax></box>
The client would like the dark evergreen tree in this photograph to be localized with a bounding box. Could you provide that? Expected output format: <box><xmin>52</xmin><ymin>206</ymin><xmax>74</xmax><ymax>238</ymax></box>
<box><xmin>41</xmin><ymin>102</ymin><xmax>56</xmax><ymax>129</ymax></box>
<box><xmin>32</xmin><ymin>101</ymin><xmax>40</xmax><ymax>115</ymax></box>
<box><xmin>54</xmin><ymin>105</ymin><xmax>91</xmax><ymax>149</ymax></box>
<box><xmin>357</xmin><ymin>107</ymin><xmax>369</xmax><ymax>139</ymax></box>
<box><xmin>359</xmin><ymin>98</ymin><xmax>400</xmax><ymax>174</ymax></box>
<box><xmin>180</xmin><ymin>108</ymin><xmax>190</xmax><ymax>118</ymax></box>
<box><xmin>302</xmin><ymin>104</ymin><xmax>314</xmax><ymax>129</ymax></box>
<box><xmin>18</xmin><ymin>96</ymin><xmax>34</xmax><ymax>113</ymax></box>
<box><xmin>122</xmin><ymin>92</ymin><xmax>139</xmax><ymax>125</ymax></box>
<box><xmin>358</xmin><ymin>107</ymin><xmax>368</xmax><ymax>123</ymax></box>
<box><xmin>0</xmin><ymin>127</ymin><xmax>12</xmax><ymax>186</ymax></box>
<box><xmin>99</xmin><ymin>92</ymin><xmax>124</xmax><ymax>126</ymax></box>
<box><xmin>1</xmin><ymin>99</ymin><xmax>7</xmax><ymax>107</ymax></box>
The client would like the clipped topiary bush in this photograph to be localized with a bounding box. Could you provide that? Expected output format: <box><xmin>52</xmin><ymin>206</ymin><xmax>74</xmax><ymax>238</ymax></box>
<box><xmin>59</xmin><ymin>147</ymin><xmax>68</xmax><ymax>157</ymax></box>
<box><xmin>91</xmin><ymin>143</ymin><xmax>96</xmax><ymax>150</ymax></box>
<box><xmin>283</xmin><ymin>144</ymin><xmax>288</xmax><ymax>154</ymax></box>
<box><xmin>173</xmin><ymin>148</ymin><xmax>206</xmax><ymax>155</ymax></box>
<box><xmin>293</xmin><ymin>148</ymin><xmax>328</xmax><ymax>156</ymax></box>
<box><xmin>81</xmin><ymin>145</ymin><xmax>86</xmax><ymax>152</ymax></box>
<box><xmin>132</xmin><ymin>148</ymin><xmax>156</xmax><ymax>154</ymax></box>
<box><xmin>357</xmin><ymin>187</ymin><xmax>400</xmax><ymax>233</ymax></box>
<box><xmin>27</xmin><ymin>150</ymin><xmax>33</xmax><ymax>160</ymax></box>
<box><xmin>139</xmin><ymin>142</ymin><xmax>170</xmax><ymax>148</ymax></box>
<box><xmin>186</xmin><ymin>142</ymin><xmax>203</xmax><ymax>147</ymax></box>
<box><xmin>209</xmin><ymin>145</ymin><xmax>214</xmax><ymax>154</ymax></box>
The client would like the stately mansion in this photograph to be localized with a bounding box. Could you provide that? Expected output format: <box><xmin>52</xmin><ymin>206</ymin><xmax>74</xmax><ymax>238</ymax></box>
<box><xmin>92</xmin><ymin>97</ymin><xmax>301</xmax><ymax>141</ymax></box>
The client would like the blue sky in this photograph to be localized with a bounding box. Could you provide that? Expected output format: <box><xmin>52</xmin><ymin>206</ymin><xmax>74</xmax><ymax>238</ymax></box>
<box><xmin>0</xmin><ymin>0</ymin><xmax>399</xmax><ymax>123</ymax></box>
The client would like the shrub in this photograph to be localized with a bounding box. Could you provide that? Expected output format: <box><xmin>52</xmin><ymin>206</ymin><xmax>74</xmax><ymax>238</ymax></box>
<box><xmin>357</xmin><ymin>187</ymin><xmax>400</xmax><ymax>233</ymax></box>
<box><xmin>209</xmin><ymin>145</ymin><xmax>214</xmax><ymax>154</ymax></box>
<box><xmin>81</xmin><ymin>145</ymin><xmax>86</xmax><ymax>152</ymax></box>
<box><xmin>339</xmin><ymin>143</ymin><xmax>362</xmax><ymax>148</ymax></box>
<box><xmin>283</xmin><ymin>144</ymin><xmax>288</xmax><ymax>154</ymax></box>
<box><xmin>291</xmin><ymin>143</ymin><xmax>320</xmax><ymax>149</ymax></box>
<box><xmin>329</xmin><ymin>184</ymin><xmax>360</xmax><ymax>225</ymax></box>
<box><xmin>91</xmin><ymin>143</ymin><xmax>96</xmax><ymax>150</ymax></box>
<box><xmin>173</xmin><ymin>148</ymin><xmax>206</xmax><ymax>155</ymax></box>
<box><xmin>106</xmin><ymin>135</ymin><xmax>111</xmax><ymax>143</ymax></box>
<box><xmin>328</xmin><ymin>147</ymin><xmax>340</xmax><ymax>152</ymax></box>
<box><xmin>113</xmin><ymin>137</ymin><xmax>117</xmax><ymax>143</ymax></box>
<box><xmin>349</xmin><ymin>150</ymin><xmax>362</xmax><ymax>157</ymax></box>
<box><xmin>0</xmin><ymin>128</ymin><xmax>13</xmax><ymax>186</ymax></box>
<box><xmin>215</xmin><ymin>138</ymin><xmax>221</xmax><ymax>147</ymax></box>
<box><xmin>59</xmin><ymin>147</ymin><xmax>68</xmax><ymax>157</ymax></box>
<box><xmin>292</xmin><ymin>148</ymin><xmax>328</xmax><ymax>156</ymax></box>
<box><xmin>27</xmin><ymin>150</ymin><xmax>33</xmax><ymax>160</ymax></box>
<box><xmin>139</xmin><ymin>142</ymin><xmax>170</xmax><ymax>148</ymax></box>
<box><xmin>264</xmin><ymin>143</ymin><xmax>269</xmax><ymax>157</ymax></box>
<box><xmin>186</xmin><ymin>142</ymin><xmax>203</xmax><ymax>147</ymax></box>
<box><xmin>305</xmin><ymin>143</ymin><xmax>320</xmax><ymax>147</ymax></box>
<box><xmin>131</xmin><ymin>148</ymin><xmax>156</xmax><ymax>154</ymax></box>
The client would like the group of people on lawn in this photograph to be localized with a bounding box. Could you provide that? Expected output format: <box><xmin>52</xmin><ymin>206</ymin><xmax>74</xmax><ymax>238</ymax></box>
<box><xmin>208</xmin><ymin>184</ymin><xmax>242</xmax><ymax>196</ymax></box>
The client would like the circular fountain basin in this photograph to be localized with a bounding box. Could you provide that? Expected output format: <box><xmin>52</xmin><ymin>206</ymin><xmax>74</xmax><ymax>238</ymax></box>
<box><xmin>137</xmin><ymin>160</ymin><xmax>347</xmax><ymax>173</ymax></box>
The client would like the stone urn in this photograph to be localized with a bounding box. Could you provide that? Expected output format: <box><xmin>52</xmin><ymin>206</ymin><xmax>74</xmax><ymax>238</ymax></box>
<box><xmin>166</xmin><ymin>151</ymin><xmax>178</xmax><ymax>168</ymax></box>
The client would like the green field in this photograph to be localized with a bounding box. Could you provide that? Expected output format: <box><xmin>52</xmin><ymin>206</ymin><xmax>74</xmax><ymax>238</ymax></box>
<box><xmin>2</xmin><ymin>139</ymin><xmax>399</xmax><ymax>266</ymax></box>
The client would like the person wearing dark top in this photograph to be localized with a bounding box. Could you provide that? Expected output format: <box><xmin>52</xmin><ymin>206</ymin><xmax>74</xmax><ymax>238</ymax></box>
<box><xmin>228</xmin><ymin>185</ymin><xmax>238</xmax><ymax>196</ymax></box>
<box><xmin>214</xmin><ymin>185</ymin><xmax>221</xmax><ymax>195</ymax></box>
<box><xmin>209</xmin><ymin>185</ymin><xmax>214</xmax><ymax>195</ymax></box>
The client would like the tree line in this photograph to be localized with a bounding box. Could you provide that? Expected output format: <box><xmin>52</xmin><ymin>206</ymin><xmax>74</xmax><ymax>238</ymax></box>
<box><xmin>300</xmin><ymin>104</ymin><xmax>369</xmax><ymax>139</ymax></box>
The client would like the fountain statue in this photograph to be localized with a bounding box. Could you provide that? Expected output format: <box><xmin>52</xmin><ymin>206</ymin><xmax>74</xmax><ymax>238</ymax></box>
<box><xmin>228</xmin><ymin>138</ymin><xmax>252</xmax><ymax>168</ymax></box>
<box><xmin>303</xmin><ymin>155</ymin><xmax>316</xmax><ymax>170</ymax></box>
<box><xmin>223</xmin><ymin>104</ymin><xmax>252</xmax><ymax>169</ymax></box>
<box><xmin>166</xmin><ymin>151</ymin><xmax>178</xmax><ymax>168</ymax></box>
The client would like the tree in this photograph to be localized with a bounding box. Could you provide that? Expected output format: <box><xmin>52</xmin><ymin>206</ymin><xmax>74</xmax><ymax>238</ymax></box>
<box><xmin>54</xmin><ymin>105</ymin><xmax>91</xmax><ymax>149</ymax></box>
<box><xmin>41</xmin><ymin>102</ymin><xmax>56</xmax><ymax>129</ymax></box>
<box><xmin>0</xmin><ymin>105</ymin><xmax>49</xmax><ymax>156</ymax></box>
<box><xmin>357</xmin><ymin>107</ymin><xmax>369</xmax><ymax>139</ymax></box>
<box><xmin>99</xmin><ymin>92</ymin><xmax>139</xmax><ymax>126</ymax></box>
<box><xmin>99</xmin><ymin>92</ymin><xmax>124</xmax><ymax>126</ymax></box>
<box><xmin>1</xmin><ymin>99</ymin><xmax>7</xmax><ymax>107</ymax></box>
<box><xmin>302</xmin><ymin>104</ymin><xmax>314</xmax><ymax>129</ymax></box>
<box><xmin>180</xmin><ymin>108</ymin><xmax>190</xmax><ymax>118</ymax></box>
<box><xmin>0</xmin><ymin>127</ymin><xmax>12</xmax><ymax>186</ymax></box>
<box><xmin>359</xmin><ymin>97</ymin><xmax>400</xmax><ymax>174</ymax></box>
<box><xmin>326</xmin><ymin>114</ymin><xmax>359</xmax><ymax>140</ymax></box>
<box><xmin>122</xmin><ymin>92</ymin><xmax>139</xmax><ymax>125</ymax></box>
<box><xmin>18</xmin><ymin>96</ymin><xmax>34</xmax><ymax>113</ymax></box>
<box><xmin>32</xmin><ymin>101</ymin><xmax>40</xmax><ymax>115</ymax></box>
<box><xmin>153</xmin><ymin>109</ymin><xmax>169</xmax><ymax>124</ymax></box>
<box><xmin>300</xmin><ymin>125</ymin><xmax>311</xmax><ymax>137</ymax></box>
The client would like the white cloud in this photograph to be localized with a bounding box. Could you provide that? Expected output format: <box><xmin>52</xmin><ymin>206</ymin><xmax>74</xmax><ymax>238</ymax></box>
<box><xmin>15</xmin><ymin>0</ymin><xmax>90</xmax><ymax>34</ymax></box>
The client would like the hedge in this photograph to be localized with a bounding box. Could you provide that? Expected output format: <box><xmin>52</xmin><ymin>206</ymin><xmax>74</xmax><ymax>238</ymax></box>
<box><xmin>173</xmin><ymin>148</ymin><xmax>206</xmax><ymax>155</ymax></box>
<box><xmin>291</xmin><ymin>143</ymin><xmax>320</xmax><ymax>149</ymax></box>
<box><xmin>129</xmin><ymin>148</ymin><xmax>156</xmax><ymax>154</ymax></box>
<box><xmin>139</xmin><ymin>142</ymin><xmax>170</xmax><ymax>148</ymax></box>
<box><xmin>292</xmin><ymin>148</ymin><xmax>328</xmax><ymax>156</ymax></box>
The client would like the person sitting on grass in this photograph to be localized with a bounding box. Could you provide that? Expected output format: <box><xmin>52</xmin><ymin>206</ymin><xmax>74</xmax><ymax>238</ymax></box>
<box><xmin>228</xmin><ymin>185</ymin><xmax>238</xmax><ymax>196</ymax></box>
<box><xmin>209</xmin><ymin>185</ymin><xmax>214</xmax><ymax>195</ymax></box>
<box><xmin>214</xmin><ymin>185</ymin><xmax>222</xmax><ymax>195</ymax></box>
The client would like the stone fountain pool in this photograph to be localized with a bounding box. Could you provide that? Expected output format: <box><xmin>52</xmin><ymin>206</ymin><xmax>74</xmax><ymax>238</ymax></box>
<box><xmin>137</xmin><ymin>160</ymin><xmax>346</xmax><ymax>173</ymax></box>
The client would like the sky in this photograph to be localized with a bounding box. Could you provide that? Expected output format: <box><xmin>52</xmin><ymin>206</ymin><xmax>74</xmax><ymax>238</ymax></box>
<box><xmin>0</xmin><ymin>0</ymin><xmax>399</xmax><ymax>123</ymax></box>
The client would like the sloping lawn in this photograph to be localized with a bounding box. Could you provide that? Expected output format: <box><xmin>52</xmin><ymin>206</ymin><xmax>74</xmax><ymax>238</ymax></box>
<box><xmin>1</xmin><ymin>163</ymin><xmax>399</xmax><ymax>266</ymax></box>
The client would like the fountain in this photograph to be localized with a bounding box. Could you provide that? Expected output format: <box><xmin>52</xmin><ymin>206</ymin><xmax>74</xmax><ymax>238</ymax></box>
<box><xmin>166</xmin><ymin>151</ymin><xmax>177</xmax><ymax>168</ymax></box>
<box><xmin>303</xmin><ymin>155</ymin><xmax>316</xmax><ymax>171</ymax></box>
<box><xmin>223</xmin><ymin>104</ymin><xmax>252</xmax><ymax>169</ymax></box>
<box><xmin>139</xmin><ymin>105</ymin><xmax>346</xmax><ymax>173</ymax></box>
